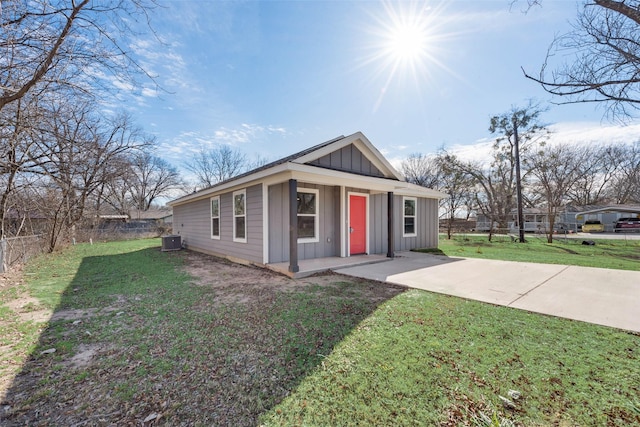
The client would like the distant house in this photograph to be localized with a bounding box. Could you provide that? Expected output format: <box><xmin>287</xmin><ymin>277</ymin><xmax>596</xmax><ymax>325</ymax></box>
<box><xmin>475</xmin><ymin>204</ymin><xmax>640</xmax><ymax>234</ymax></box>
<box><xmin>94</xmin><ymin>208</ymin><xmax>172</xmax><ymax>235</ymax></box>
<box><xmin>3</xmin><ymin>209</ymin><xmax>50</xmax><ymax>236</ymax></box>
<box><xmin>169</xmin><ymin>132</ymin><xmax>446</xmax><ymax>276</ymax></box>
<box><xmin>128</xmin><ymin>209</ymin><xmax>173</xmax><ymax>225</ymax></box>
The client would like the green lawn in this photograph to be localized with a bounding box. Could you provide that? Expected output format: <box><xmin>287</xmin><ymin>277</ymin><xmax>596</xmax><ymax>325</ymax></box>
<box><xmin>260</xmin><ymin>290</ymin><xmax>640</xmax><ymax>426</ymax></box>
<box><xmin>425</xmin><ymin>234</ymin><xmax>640</xmax><ymax>271</ymax></box>
<box><xmin>2</xmin><ymin>238</ymin><xmax>639</xmax><ymax>426</ymax></box>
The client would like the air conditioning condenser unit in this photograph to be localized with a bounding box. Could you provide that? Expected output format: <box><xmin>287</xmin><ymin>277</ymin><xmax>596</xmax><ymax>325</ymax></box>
<box><xmin>161</xmin><ymin>235</ymin><xmax>182</xmax><ymax>252</ymax></box>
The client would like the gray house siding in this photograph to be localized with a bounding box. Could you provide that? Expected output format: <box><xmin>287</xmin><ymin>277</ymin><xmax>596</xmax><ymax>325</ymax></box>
<box><xmin>393</xmin><ymin>196</ymin><xmax>438</xmax><ymax>251</ymax></box>
<box><xmin>173</xmin><ymin>184</ymin><xmax>263</xmax><ymax>264</ymax></box>
<box><xmin>369</xmin><ymin>193</ymin><xmax>389</xmax><ymax>254</ymax></box>
<box><xmin>307</xmin><ymin>144</ymin><xmax>385</xmax><ymax>177</ymax></box>
<box><xmin>268</xmin><ymin>183</ymin><xmax>339</xmax><ymax>263</ymax></box>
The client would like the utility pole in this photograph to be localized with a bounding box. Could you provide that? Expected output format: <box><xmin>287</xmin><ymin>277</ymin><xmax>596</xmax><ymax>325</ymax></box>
<box><xmin>513</xmin><ymin>117</ymin><xmax>525</xmax><ymax>243</ymax></box>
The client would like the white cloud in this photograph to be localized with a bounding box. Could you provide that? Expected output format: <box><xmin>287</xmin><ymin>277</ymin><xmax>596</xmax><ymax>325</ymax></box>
<box><xmin>212</xmin><ymin>124</ymin><xmax>289</xmax><ymax>146</ymax></box>
<box><xmin>141</xmin><ymin>87</ymin><xmax>160</xmax><ymax>98</ymax></box>
<box><xmin>157</xmin><ymin>124</ymin><xmax>289</xmax><ymax>166</ymax></box>
<box><xmin>446</xmin><ymin>122</ymin><xmax>640</xmax><ymax>163</ymax></box>
<box><xmin>548</xmin><ymin>122</ymin><xmax>640</xmax><ymax>145</ymax></box>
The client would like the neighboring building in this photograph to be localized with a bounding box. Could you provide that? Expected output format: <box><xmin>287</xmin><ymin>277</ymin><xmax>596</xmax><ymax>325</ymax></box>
<box><xmin>169</xmin><ymin>132</ymin><xmax>446</xmax><ymax>276</ymax></box>
<box><xmin>128</xmin><ymin>208</ymin><xmax>173</xmax><ymax>225</ymax></box>
<box><xmin>94</xmin><ymin>208</ymin><xmax>172</xmax><ymax>235</ymax></box>
<box><xmin>572</xmin><ymin>205</ymin><xmax>640</xmax><ymax>232</ymax></box>
<box><xmin>475</xmin><ymin>204</ymin><xmax>640</xmax><ymax>234</ymax></box>
<box><xmin>3</xmin><ymin>209</ymin><xmax>50</xmax><ymax>236</ymax></box>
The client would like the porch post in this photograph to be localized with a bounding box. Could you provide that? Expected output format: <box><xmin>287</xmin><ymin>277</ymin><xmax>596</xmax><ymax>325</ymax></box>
<box><xmin>288</xmin><ymin>179</ymin><xmax>299</xmax><ymax>273</ymax></box>
<box><xmin>387</xmin><ymin>192</ymin><xmax>395</xmax><ymax>258</ymax></box>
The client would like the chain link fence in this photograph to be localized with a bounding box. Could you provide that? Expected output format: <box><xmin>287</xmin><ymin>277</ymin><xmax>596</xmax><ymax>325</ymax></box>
<box><xmin>0</xmin><ymin>235</ymin><xmax>45</xmax><ymax>273</ymax></box>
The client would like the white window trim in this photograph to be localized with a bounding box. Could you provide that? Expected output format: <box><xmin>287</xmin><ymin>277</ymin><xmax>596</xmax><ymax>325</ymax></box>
<box><xmin>233</xmin><ymin>189</ymin><xmax>247</xmax><ymax>243</ymax></box>
<box><xmin>297</xmin><ymin>188</ymin><xmax>320</xmax><ymax>243</ymax></box>
<box><xmin>403</xmin><ymin>196</ymin><xmax>417</xmax><ymax>237</ymax></box>
<box><xmin>210</xmin><ymin>196</ymin><xmax>220</xmax><ymax>239</ymax></box>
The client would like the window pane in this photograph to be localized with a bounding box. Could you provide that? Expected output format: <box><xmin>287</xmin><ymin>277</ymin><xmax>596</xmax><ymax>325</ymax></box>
<box><xmin>235</xmin><ymin>217</ymin><xmax>245</xmax><ymax>239</ymax></box>
<box><xmin>297</xmin><ymin>193</ymin><xmax>316</xmax><ymax>215</ymax></box>
<box><xmin>297</xmin><ymin>216</ymin><xmax>316</xmax><ymax>238</ymax></box>
<box><xmin>234</xmin><ymin>194</ymin><xmax>245</xmax><ymax>215</ymax></box>
<box><xmin>404</xmin><ymin>199</ymin><xmax>415</xmax><ymax>216</ymax></box>
<box><xmin>404</xmin><ymin>217</ymin><xmax>415</xmax><ymax>235</ymax></box>
<box><xmin>211</xmin><ymin>199</ymin><xmax>219</xmax><ymax>217</ymax></box>
<box><xmin>212</xmin><ymin>218</ymin><xmax>220</xmax><ymax>236</ymax></box>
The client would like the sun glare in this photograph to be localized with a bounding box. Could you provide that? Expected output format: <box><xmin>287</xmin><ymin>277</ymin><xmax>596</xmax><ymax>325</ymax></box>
<box><xmin>386</xmin><ymin>21</ymin><xmax>428</xmax><ymax>64</ymax></box>
<box><xmin>358</xmin><ymin>1</ymin><xmax>457</xmax><ymax>112</ymax></box>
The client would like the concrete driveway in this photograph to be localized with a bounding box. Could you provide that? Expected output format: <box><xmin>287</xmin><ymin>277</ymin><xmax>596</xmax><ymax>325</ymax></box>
<box><xmin>335</xmin><ymin>251</ymin><xmax>640</xmax><ymax>333</ymax></box>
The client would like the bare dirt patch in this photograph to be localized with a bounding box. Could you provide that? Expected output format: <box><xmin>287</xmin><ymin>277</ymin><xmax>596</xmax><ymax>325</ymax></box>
<box><xmin>181</xmin><ymin>250</ymin><xmax>315</xmax><ymax>306</ymax></box>
<box><xmin>5</xmin><ymin>296</ymin><xmax>51</xmax><ymax>323</ymax></box>
<box><xmin>66</xmin><ymin>343</ymin><xmax>103</xmax><ymax>369</ymax></box>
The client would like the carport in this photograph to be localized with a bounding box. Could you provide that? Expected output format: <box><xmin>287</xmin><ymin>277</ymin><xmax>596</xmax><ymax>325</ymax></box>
<box><xmin>575</xmin><ymin>205</ymin><xmax>640</xmax><ymax>232</ymax></box>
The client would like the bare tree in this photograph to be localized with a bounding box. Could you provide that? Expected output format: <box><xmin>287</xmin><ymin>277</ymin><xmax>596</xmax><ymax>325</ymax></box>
<box><xmin>401</xmin><ymin>152</ymin><xmax>475</xmax><ymax>238</ymax></box>
<box><xmin>490</xmin><ymin>104</ymin><xmax>548</xmax><ymax>242</ymax></box>
<box><xmin>523</xmin><ymin>0</ymin><xmax>640</xmax><ymax>119</ymax></box>
<box><xmin>566</xmin><ymin>144</ymin><xmax>624</xmax><ymax>206</ymax></box>
<box><xmin>401</xmin><ymin>153</ymin><xmax>441</xmax><ymax>188</ymax></box>
<box><xmin>608</xmin><ymin>142</ymin><xmax>640</xmax><ymax>203</ymax></box>
<box><xmin>0</xmin><ymin>98</ymin><xmax>43</xmax><ymax>238</ymax></box>
<box><xmin>524</xmin><ymin>143</ymin><xmax>586</xmax><ymax>243</ymax></box>
<box><xmin>434</xmin><ymin>154</ymin><xmax>474</xmax><ymax>239</ymax></box>
<box><xmin>34</xmin><ymin>104</ymin><xmax>150</xmax><ymax>250</ymax></box>
<box><xmin>185</xmin><ymin>146</ymin><xmax>250</xmax><ymax>188</ymax></box>
<box><xmin>447</xmin><ymin>105</ymin><xmax>548</xmax><ymax>241</ymax></box>
<box><xmin>129</xmin><ymin>150</ymin><xmax>182</xmax><ymax>211</ymax></box>
<box><xmin>96</xmin><ymin>156</ymin><xmax>137</xmax><ymax>215</ymax></box>
<box><xmin>0</xmin><ymin>0</ymin><xmax>159</xmax><ymax>113</ymax></box>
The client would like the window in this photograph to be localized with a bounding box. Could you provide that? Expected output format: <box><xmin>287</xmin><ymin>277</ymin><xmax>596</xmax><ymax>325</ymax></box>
<box><xmin>403</xmin><ymin>197</ymin><xmax>417</xmax><ymax>237</ymax></box>
<box><xmin>233</xmin><ymin>189</ymin><xmax>246</xmax><ymax>243</ymax></box>
<box><xmin>210</xmin><ymin>196</ymin><xmax>220</xmax><ymax>239</ymax></box>
<box><xmin>297</xmin><ymin>188</ymin><xmax>319</xmax><ymax>243</ymax></box>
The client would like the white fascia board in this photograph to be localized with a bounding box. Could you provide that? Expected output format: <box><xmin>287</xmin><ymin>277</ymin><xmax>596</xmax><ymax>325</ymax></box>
<box><xmin>392</xmin><ymin>182</ymin><xmax>449</xmax><ymax>199</ymax></box>
<box><xmin>169</xmin><ymin>161</ymin><xmax>446</xmax><ymax>208</ymax></box>
<box><xmin>169</xmin><ymin>163</ymin><xmax>292</xmax><ymax>207</ymax></box>
<box><xmin>292</xmin><ymin>132</ymin><xmax>404</xmax><ymax>181</ymax></box>
<box><xmin>351</xmin><ymin>134</ymin><xmax>404</xmax><ymax>181</ymax></box>
<box><xmin>288</xmin><ymin>164</ymin><xmax>443</xmax><ymax>199</ymax></box>
<box><xmin>288</xmin><ymin>163</ymin><xmax>399</xmax><ymax>192</ymax></box>
<box><xmin>287</xmin><ymin>163</ymin><xmax>445</xmax><ymax>199</ymax></box>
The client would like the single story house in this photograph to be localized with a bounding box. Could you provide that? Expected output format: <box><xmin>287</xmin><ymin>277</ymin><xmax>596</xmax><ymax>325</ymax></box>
<box><xmin>169</xmin><ymin>132</ymin><xmax>447</xmax><ymax>276</ymax></box>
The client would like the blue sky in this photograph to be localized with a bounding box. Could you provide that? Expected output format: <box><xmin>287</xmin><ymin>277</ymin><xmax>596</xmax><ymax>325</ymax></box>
<box><xmin>124</xmin><ymin>0</ymin><xmax>640</xmax><ymax>171</ymax></box>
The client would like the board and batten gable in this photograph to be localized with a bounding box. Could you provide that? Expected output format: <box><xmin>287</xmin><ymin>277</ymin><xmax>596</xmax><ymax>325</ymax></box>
<box><xmin>306</xmin><ymin>144</ymin><xmax>386</xmax><ymax>178</ymax></box>
<box><xmin>173</xmin><ymin>184</ymin><xmax>263</xmax><ymax>264</ymax></box>
<box><xmin>268</xmin><ymin>182</ymin><xmax>340</xmax><ymax>263</ymax></box>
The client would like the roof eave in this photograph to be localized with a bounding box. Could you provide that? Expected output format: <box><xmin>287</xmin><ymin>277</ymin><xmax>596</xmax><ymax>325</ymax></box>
<box><xmin>169</xmin><ymin>162</ymin><xmax>446</xmax><ymax>207</ymax></box>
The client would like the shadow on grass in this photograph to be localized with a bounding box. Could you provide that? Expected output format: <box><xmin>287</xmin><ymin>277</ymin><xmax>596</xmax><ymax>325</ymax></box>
<box><xmin>1</xmin><ymin>244</ymin><xmax>403</xmax><ymax>426</ymax></box>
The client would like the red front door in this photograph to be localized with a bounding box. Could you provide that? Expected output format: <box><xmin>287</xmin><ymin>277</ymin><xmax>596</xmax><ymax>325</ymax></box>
<box><xmin>349</xmin><ymin>195</ymin><xmax>367</xmax><ymax>255</ymax></box>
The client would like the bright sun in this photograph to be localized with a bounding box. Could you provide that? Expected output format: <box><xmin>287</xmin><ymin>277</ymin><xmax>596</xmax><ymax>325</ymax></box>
<box><xmin>386</xmin><ymin>22</ymin><xmax>428</xmax><ymax>64</ymax></box>
<box><xmin>359</xmin><ymin>0</ymin><xmax>455</xmax><ymax>111</ymax></box>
